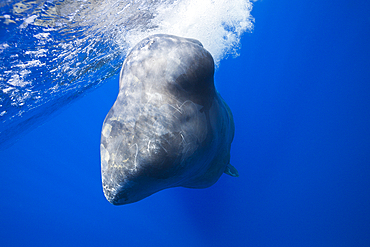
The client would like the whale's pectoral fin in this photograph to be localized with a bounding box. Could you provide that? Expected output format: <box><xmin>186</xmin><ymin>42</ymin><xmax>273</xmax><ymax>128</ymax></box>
<box><xmin>224</xmin><ymin>163</ymin><xmax>239</xmax><ymax>177</ymax></box>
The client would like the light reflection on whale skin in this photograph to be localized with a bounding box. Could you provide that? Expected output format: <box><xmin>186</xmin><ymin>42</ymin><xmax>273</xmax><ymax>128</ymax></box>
<box><xmin>101</xmin><ymin>34</ymin><xmax>238</xmax><ymax>205</ymax></box>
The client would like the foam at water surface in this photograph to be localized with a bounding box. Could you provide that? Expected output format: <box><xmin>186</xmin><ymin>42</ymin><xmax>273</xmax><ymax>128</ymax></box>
<box><xmin>0</xmin><ymin>0</ymin><xmax>254</xmax><ymax>147</ymax></box>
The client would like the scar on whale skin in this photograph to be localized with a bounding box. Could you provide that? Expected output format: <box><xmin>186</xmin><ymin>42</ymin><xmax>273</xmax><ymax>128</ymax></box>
<box><xmin>100</xmin><ymin>34</ymin><xmax>238</xmax><ymax>205</ymax></box>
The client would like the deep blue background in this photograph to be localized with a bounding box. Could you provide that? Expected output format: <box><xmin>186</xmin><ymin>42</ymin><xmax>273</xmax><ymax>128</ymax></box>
<box><xmin>1</xmin><ymin>1</ymin><xmax>370</xmax><ymax>246</ymax></box>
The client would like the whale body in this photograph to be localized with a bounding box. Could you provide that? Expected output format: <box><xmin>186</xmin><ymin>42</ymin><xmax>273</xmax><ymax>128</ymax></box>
<box><xmin>100</xmin><ymin>34</ymin><xmax>238</xmax><ymax>205</ymax></box>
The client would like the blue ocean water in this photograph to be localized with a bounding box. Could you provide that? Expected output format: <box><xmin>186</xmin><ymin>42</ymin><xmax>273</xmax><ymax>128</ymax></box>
<box><xmin>1</xmin><ymin>0</ymin><xmax>370</xmax><ymax>246</ymax></box>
